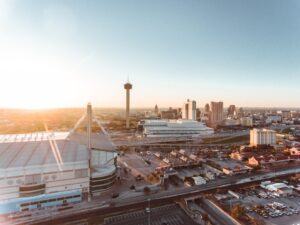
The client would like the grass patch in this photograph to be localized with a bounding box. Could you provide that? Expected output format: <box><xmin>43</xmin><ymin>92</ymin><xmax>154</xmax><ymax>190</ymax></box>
<box><xmin>203</xmin><ymin>135</ymin><xmax>249</xmax><ymax>144</ymax></box>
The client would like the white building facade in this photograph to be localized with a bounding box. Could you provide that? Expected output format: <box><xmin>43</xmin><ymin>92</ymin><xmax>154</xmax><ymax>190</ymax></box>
<box><xmin>0</xmin><ymin>132</ymin><xmax>117</xmax><ymax>203</ymax></box>
<box><xmin>250</xmin><ymin>129</ymin><xmax>276</xmax><ymax>146</ymax></box>
<box><xmin>240</xmin><ymin>117</ymin><xmax>253</xmax><ymax>127</ymax></box>
<box><xmin>140</xmin><ymin>119</ymin><xmax>214</xmax><ymax>138</ymax></box>
<box><xmin>182</xmin><ymin>99</ymin><xmax>196</xmax><ymax>121</ymax></box>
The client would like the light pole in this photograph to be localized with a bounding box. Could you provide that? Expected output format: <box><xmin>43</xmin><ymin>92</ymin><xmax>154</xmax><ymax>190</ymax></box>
<box><xmin>147</xmin><ymin>198</ymin><xmax>151</xmax><ymax>225</ymax></box>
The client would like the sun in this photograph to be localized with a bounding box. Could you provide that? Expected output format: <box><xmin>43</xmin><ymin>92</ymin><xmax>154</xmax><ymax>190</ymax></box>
<box><xmin>0</xmin><ymin>41</ymin><xmax>82</xmax><ymax>109</ymax></box>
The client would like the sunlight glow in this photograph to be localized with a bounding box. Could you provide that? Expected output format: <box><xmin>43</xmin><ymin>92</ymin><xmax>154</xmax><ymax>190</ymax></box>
<box><xmin>0</xmin><ymin>40</ymin><xmax>82</xmax><ymax>109</ymax></box>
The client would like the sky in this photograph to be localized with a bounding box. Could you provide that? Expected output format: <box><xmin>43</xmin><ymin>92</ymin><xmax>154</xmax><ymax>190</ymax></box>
<box><xmin>0</xmin><ymin>0</ymin><xmax>300</xmax><ymax>109</ymax></box>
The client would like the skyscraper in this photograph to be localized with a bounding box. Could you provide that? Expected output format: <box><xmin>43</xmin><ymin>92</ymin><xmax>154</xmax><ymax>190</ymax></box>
<box><xmin>204</xmin><ymin>103</ymin><xmax>210</xmax><ymax>113</ymax></box>
<box><xmin>124</xmin><ymin>82</ymin><xmax>132</xmax><ymax>129</ymax></box>
<box><xmin>210</xmin><ymin>101</ymin><xmax>224</xmax><ymax>125</ymax></box>
<box><xmin>182</xmin><ymin>99</ymin><xmax>196</xmax><ymax>120</ymax></box>
<box><xmin>154</xmin><ymin>104</ymin><xmax>159</xmax><ymax>115</ymax></box>
<box><xmin>227</xmin><ymin>105</ymin><xmax>236</xmax><ymax>117</ymax></box>
<box><xmin>237</xmin><ymin>107</ymin><xmax>245</xmax><ymax>118</ymax></box>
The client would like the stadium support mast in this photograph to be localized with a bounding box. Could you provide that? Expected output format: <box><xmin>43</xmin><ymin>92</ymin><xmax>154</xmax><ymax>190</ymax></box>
<box><xmin>87</xmin><ymin>103</ymin><xmax>92</xmax><ymax>202</ymax></box>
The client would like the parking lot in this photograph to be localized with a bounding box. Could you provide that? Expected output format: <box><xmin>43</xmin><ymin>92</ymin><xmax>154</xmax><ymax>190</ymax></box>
<box><xmin>225</xmin><ymin>186</ymin><xmax>300</xmax><ymax>225</ymax></box>
<box><xmin>103</xmin><ymin>204</ymin><xmax>198</xmax><ymax>225</ymax></box>
<box><xmin>244</xmin><ymin>195</ymin><xmax>300</xmax><ymax>225</ymax></box>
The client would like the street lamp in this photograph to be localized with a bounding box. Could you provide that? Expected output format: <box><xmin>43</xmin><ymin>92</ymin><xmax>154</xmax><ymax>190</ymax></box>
<box><xmin>147</xmin><ymin>198</ymin><xmax>151</xmax><ymax>225</ymax></box>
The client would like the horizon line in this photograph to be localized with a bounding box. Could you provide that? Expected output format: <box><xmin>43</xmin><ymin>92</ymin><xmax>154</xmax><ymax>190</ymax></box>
<box><xmin>1</xmin><ymin>106</ymin><xmax>300</xmax><ymax>111</ymax></box>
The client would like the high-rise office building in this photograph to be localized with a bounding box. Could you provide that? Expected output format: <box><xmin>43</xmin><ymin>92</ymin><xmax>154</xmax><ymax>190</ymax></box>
<box><xmin>182</xmin><ymin>99</ymin><xmax>196</xmax><ymax>120</ymax></box>
<box><xmin>210</xmin><ymin>101</ymin><xmax>224</xmax><ymax>125</ymax></box>
<box><xmin>154</xmin><ymin>104</ymin><xmax>159</xmax><ymax>115</ymax></box>
<box><xmin>204</xmin><ymin>103</ymin><xmax>210</xmax><ymax>113</ymax></box>
<box><xmin>237</xmin><ymin>107</ymin><xmax>244</xmax><ymax>118</ymax></box>
<box><xmin>227</xmin><ymin>105</ymin><xmax>236</xmax><ymax>117</ymax></box>
<box><xmin>196</xmin><ymin>108</ymin><xmax>201</xmax><ymax>121</ymax></box>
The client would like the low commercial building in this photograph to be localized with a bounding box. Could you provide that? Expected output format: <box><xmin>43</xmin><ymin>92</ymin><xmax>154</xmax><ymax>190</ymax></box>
<box><xmin>240</xmin><ymin>117</ymin><xmax>253</xmax><ymax>127</ymax></box>
<box><xmin>223</xmin><ymin>118</ymin><xmax>240</xmax><ymax>126</ymax></box>
<box><xmin>290</xmin><ymin>147</ymin><xmax>300</xmax><ymax>155</ymax></box>
<box><xmin>202</xmin><ymin>164</ymin><xmax>223</xmax><ymax>177</ymax></box>
<box><xmin>207</xmin><ymin>158</ymin><xmax>252</xmax><ymax>175</ymax></box>
<box><xmin>204</xmin><ymin>171</ymin><xmax>215</xmax><ymax>180</ymax></box>
<box><xmin>191</xmin><ymin>176</ymin><xmax>206</xmax><ymax>185</ymax></box>
<box><xmin>230</xmin><ymin>151</ymin><xmax>244</xmax><ymax>161</ymax></box>
<box><xmin>265</xmin><ymin>115</ymin><xmax>282</xmax><ymax>124</ymax></box>
<box><xmin>189</xmin><ymin>154</ymin><xmax>198</xmax><ymax>161</ymax></box>
<box><xmin>262</xmin><ymin>182</ymin><xmax>293</xmax><ymax>197</ymax></box>
<box><xmin>179</xmin><ymin>149</ymin><xmax>186</xmax><ymax>155</ymax></box>
<box><xmin>247</xmin><ymin>154</ymin><xmax>294</xmax><ymax>167</ymax></box>
<box><xmin>170</xmin><ymin>150</ymin><xmax>177</xmax><ymax>157</ymax></box>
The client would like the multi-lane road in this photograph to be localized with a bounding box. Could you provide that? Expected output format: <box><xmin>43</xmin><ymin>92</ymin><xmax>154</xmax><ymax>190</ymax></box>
<box><xmin>11</xmin><ymin>166</ymin><xmax>298</xmax><ymax>225</ymax></box>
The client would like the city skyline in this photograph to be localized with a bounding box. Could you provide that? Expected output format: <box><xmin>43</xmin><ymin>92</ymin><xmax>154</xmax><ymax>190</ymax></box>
<box><xmin>1</xmin><ymin>0</ymin><xmax>300</xmax><ymax>109</ymax></box>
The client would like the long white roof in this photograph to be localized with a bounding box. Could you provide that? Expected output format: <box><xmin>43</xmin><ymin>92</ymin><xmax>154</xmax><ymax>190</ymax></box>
<box><xmin>0</xmin><ymin>132</ymin><xmax>88</xmax><ymax>170</ymax></box>
<box><xmin>0</xmin><ymin>132</ymin><xmax>69</xmax><ymax>143</ymax></box>
<box><xmin>0</xmin><ymin>132</ymin><xmax>116</xmax><ymax>171</ymax></box>
<box><xmin>266</xmin><ymin>183</ymin><xmax>289</xmax><ymax>191</ymax></box>
<box><xmin>142</xmin><ymin>119</ymin><xmax>213</xmax><ymax>130</ymax></box>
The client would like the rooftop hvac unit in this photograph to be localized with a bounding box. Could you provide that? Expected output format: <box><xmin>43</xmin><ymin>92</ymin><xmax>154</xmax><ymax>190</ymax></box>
<box><xmin>7</xmin><ymin>180</ymin><xmax>14</xmax><ymax>185</ymax></box>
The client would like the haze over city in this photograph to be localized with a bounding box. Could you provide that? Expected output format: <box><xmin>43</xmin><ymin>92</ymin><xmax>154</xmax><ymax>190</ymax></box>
<box><xmin>1</xmin><ymin>0</ymin><xmax>300</xmax><ymax>109</ymax></box>
<box><xmin>2</xmin><ymin>1</ymin><xmax>300</xmax><ymax>225</ymax></box>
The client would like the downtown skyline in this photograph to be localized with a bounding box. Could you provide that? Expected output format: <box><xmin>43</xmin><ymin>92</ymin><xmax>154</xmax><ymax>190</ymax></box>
<box><xmin>0</xmin><ymin>0</ymin><xmax>300</xmax><ymax>109</ymax></box>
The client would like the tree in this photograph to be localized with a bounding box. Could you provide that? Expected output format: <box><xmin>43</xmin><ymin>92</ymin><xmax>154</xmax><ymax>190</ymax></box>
<box><xmin>252</xmin><ymin>165</ymin><xmax>261</xmax><ymax>171</ymax></box>
<box><xmin>251</xmin><ymin>218</ymin><xmax>266</xmax><ymax>225</ymax></box>
<box><xmin>230</xmin><ymin>204</ymin><xmax>246</xmax><ymax>220</ymax></box>
<box><xmin>147</xmin><ymin>174</ymin><xmax>154</xmax><ymax>182</ymax></box>
<box><xmin>202</xmin><ymin>213</ymin><xmax>209</xmax><ymax>222</ymax></box>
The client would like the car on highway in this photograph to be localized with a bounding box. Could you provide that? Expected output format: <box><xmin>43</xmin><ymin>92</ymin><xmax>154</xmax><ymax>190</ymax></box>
<box><xmin>111</xmin><ymin>193</ymin><xmax>119</xmax><ymax>198</ymax></box>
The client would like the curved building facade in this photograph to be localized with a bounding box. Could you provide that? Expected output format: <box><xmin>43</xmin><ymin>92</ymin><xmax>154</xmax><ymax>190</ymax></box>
<box><xmin>0</xmin><ymin>131</ymin><xmax>117</xmax><ymax>215</ymax></box>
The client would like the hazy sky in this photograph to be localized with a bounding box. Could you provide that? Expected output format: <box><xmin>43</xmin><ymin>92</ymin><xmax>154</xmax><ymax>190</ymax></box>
<box><xmin>0</xmin><ymin>0</ymin><xmax>300</xmax><ymax>109</ymax></box>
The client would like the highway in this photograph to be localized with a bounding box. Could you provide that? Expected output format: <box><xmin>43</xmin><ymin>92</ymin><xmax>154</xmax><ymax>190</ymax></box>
<box><xmin>198</xmin><ymin>198</ymin><xmax>240</xmax><ymax>225</ymax></box>
<box><xmin>11</xmin><ymin>166</ymin><xmax>299</xmax><ymax>225</ymax></box>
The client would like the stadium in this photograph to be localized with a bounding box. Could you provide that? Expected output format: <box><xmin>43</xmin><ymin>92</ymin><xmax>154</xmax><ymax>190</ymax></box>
<box><xmin>0</xmin><ymin>104</ymin><xmax>117</xmax><ymax>215</ymax></box>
